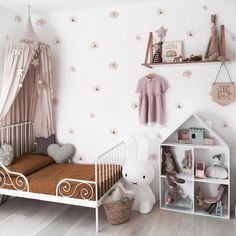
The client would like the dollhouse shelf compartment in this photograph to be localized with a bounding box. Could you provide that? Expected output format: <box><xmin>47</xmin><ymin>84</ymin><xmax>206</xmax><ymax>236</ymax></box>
<box><xmin>159</xmin><ymin>114</ymin><xmax>230</xmax><ymax>219</ymax></box>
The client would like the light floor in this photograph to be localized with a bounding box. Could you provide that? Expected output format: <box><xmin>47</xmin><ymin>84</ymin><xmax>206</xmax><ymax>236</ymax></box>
<box><xmin>0</xmin><ymin>197</ymin><xmax>235</xmax><ymax>236</ymax></box>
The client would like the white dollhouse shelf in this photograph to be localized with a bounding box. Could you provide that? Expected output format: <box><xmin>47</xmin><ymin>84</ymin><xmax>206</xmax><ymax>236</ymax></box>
<box><xmin>159</xmin><ymin>113</ymin><xmax>230</xmax><ymax>219</ymax></box>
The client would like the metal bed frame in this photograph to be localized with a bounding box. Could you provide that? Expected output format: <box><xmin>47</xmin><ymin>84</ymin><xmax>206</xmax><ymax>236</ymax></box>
<box><xmin>0</xmin><ymin>122</ymin><xmax>126</xmax><ymax>232</ymax></box>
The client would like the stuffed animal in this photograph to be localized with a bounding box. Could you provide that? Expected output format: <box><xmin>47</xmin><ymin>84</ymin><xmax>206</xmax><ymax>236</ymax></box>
<box><xmin>161</xmin><ymin>146</ymin><xmax>185</xmax><ymax>187</ymax></box>
<box><xmin>152</xmin><ymin>42</ymin><xmax>163</xmax><ymax>63</ymax></box>
<box><xmin>122</xmin><ymin>135</ymin><xmax>156</xmax><ymax>214</ymax></box>
<box><xmin>205</xmin><ymin>14</ymin><xmax>221</xmax><ymax>61</ymax></box>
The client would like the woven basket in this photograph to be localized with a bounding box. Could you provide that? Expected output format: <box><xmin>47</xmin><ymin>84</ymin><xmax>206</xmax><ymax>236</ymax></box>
<box><xmin>103</xmin><ymin>197</ymin><xmax>134</xmax><ymax>225</ymax></box>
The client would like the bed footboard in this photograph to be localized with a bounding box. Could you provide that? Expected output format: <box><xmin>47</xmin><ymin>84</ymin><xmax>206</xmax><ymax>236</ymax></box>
<box><xmin>56</xmin><ymin>142</ymin><xmax>126</xmax><ymax>201</ymax></box>
<box><xmin>0</xmin><ymin>163</ymin><xmax>29</xmax><ymax>192</ymax></box>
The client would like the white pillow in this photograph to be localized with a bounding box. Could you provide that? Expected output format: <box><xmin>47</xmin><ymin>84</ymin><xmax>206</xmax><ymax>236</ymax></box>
<box><xmin>0</xmin><ymin>144</ymin><xmax>14</xmax><ymax>166</ymax></box>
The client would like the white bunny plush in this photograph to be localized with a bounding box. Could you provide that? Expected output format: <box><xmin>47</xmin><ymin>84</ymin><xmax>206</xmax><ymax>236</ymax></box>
<box><xmin>122</xmin><ymin>135</ymin><xmax>156</xmax><ymax>214</ymax></box>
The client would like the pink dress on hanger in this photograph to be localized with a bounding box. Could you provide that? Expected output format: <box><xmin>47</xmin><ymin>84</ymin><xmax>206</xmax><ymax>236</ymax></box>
<box><xmin>136</xmin><ymin>75</ymin><xmax>167</xmax><ymax>125</ymax></box>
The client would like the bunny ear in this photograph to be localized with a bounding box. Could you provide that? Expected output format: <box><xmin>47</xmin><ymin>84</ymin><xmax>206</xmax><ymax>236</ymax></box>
<box><xmin>137</xmin><ymin>135</ymin><xmax>149</xmax><ymax>161</ymax></box>
<box><xmin>126</xmin><ymin>135</ymin><xmax>138</xmax><ymax>161</ymax></box>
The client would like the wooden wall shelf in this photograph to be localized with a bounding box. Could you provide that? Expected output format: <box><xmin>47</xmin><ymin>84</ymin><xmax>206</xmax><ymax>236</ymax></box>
<box><xmin>142</xmin><ymin>60</ymin><xmax>229</xmax><ymax>68</ymax></box>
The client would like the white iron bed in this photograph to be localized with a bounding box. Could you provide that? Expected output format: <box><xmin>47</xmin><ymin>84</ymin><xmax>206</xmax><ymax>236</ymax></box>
<box><xmin>0</xmin><ymin>122</ymin><xmax>126</xmax><ymax>232</ymax></box>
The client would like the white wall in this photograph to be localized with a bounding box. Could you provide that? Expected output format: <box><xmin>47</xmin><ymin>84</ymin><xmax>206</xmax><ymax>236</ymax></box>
<box><xmin>4</xmin><ymin>0</ymin><xmax>236</xmax><ymax>205</ymax></box>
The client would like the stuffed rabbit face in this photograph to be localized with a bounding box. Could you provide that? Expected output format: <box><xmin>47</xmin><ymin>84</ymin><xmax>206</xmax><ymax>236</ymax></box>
<box><xmin>122</xmin><ymin>135</ymin><xmax>156</xmax><ymax>214</ymax></box>
<box><xmin>123</xmin><ymin>160</ymin><xmax>154</xmax><ymax>186</ymax></box>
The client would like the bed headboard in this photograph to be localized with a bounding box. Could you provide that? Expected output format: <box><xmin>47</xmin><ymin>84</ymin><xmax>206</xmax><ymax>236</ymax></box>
<box><xmin>0</xmin><ymin>122</ymin><xmax>35</xmax><ymax>157</ymax></box>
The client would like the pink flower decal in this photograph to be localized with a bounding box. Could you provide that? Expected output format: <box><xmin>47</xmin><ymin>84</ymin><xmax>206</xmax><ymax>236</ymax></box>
<box><xmin>135</xmin><ymin>35</ymin><xmax>142</xmax><ymax>41</ymax></box>
<box><xmin>202</xmin><ymin>5</ymin><xmax>208</xmax><ymax>11</ymax></box>
<box><xmin>156</xmin><ymin>8</ymin><xmax>165</xmax><ymax>16</ymax></box>
<box><xmin>109</xmin><ymin>62</ymin><xmax>119</xmax><ymax>70</ymax></box>
<box><xmin>175</xmin><ymin>102</ymin><xmax>184</xmax><ymax>110</ymax></box>
<box><xmin>131</xmin><ymin>102</ymin><xmax>138</xmax><ymax>110</ymax></box>
<box><xmin>68</xmin><ymin>128</ymin><xmax>75</xmax><ymax>134</ymax></box>
<box><xmin>110</xmin><ymin>128</ymin><xmax>118</xmax><ymax>135</ymax></box>
<box><xmin>187</xmin><ymin>30</ymin><xmax>194</xmax><ymax>37</ymax></box>
<box><xmin>221</xmin><ymin>121</ymin><xmax>229</xmax><ymax>129</ymax></box>
<box><xmin>183</xmin><ymin>70</ymin><xmax>193</xmax><ymax>78</ymax></box>
<box><xmin>14</xmin><ymin>15</ymin><xmax>22</xmax><ymax>23</ymax></box>
<box><xmin>36</xmin><ymin>18</ymin><xmax>46</xmax><ymax>26</ymax></box>
<box><xmin>89</xmin><ymin>112</ymin><xmax>96</xmax><ymax>118</ymax></box>
<box><xmin>93</xmin><ymin>85</ymin><xmax>101</xmax><ymax>92</ymax></box>
<box><xmin>70</xmin><ymin>65</ymin><xmax>77</xmax><ymax>72</ymax></box>
<box><xmin>90</xmin><ymin>41</ymin><xmax>99</xmax><ymax>49</ymax></box>
<box><xmin>69</xmin><ymin>16</ymin><xmax>77</xmax><ymax>23</ymax></box>
<box><xmin>53</xmin><ymin>38</ymin><xmax>61</xmax><ymax>45</ymax></box>
<box><xmin>109</xmin><ymin>11</ymin><xmax>119</xmax><ymax>19</ymax></box>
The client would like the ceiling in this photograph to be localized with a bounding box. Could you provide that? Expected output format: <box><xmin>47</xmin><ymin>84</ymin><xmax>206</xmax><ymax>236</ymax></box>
<box><xmin>0</xmin><ymin>0</ymin><xmax>155</xmax><ymax>14</ymax></box>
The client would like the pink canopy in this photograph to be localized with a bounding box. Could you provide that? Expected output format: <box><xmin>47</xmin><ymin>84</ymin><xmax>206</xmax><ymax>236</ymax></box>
<box><xmin>0</xmin><ymin>12</ymin><xmax>55</xmax><ymax>137</ymax></box>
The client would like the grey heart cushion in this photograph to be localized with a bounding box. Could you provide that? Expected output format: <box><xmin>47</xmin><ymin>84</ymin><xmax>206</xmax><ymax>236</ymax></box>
<box><xmin>0</xmin><ymin>143</ymin><xmax>14</xmax><ymax>166</ymax></box>
<box><xmin>47</xmin><ymin>144</ymin><xmax>75</xmax><ymax>163</ymax></box>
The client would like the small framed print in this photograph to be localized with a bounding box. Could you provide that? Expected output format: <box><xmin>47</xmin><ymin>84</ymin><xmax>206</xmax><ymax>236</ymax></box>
<box><xmin>162</xmin><ymin>41</ymin><xmax>183</xmax><ymax>63</ymax></box>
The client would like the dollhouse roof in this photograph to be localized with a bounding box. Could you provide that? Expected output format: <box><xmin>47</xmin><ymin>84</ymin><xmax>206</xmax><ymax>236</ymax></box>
<box><xmin>161</xmin><ymin>113</ymin><xmax>229</xmax><ymax>148</ymax></box>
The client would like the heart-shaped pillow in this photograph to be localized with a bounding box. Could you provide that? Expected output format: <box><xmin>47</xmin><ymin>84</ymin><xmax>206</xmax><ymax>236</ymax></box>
<box><xmin>0</xmin><ymin>143</ymin><xmax>14</xmax><ymax>166</ymax></box>
<box><xmin>47</xmin><ymin>144</ymin><xmax>75</xmax><ymax>163</ymax></box>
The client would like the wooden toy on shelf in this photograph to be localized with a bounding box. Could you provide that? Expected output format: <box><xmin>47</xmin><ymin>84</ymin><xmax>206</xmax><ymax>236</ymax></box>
<box><xmin>189</xmin><ymin>128</ymin><xmax>204</xmax><ymax>145</ymax></box>
<box><xmin>195</xmin><ymin>161</ymin><xmax>206</xmax><ymax>178</ymax></box>
<box><xmin>178</xmin><ymin>129</ymin><xmax>190</xmax><ymax>144</ymax></box>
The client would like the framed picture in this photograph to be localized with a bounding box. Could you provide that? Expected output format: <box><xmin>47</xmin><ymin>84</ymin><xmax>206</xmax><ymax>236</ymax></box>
<box><xmin>162</xmin><ymin>41</ymin><xmax>183</xmax><ymax>63</ymax></box>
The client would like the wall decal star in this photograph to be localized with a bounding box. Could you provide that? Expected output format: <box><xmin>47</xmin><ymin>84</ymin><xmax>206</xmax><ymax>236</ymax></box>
<box><xmin>32</xmin><ymin>58</ymin><xmax>39</xmax><ymax>67</ymax></box>
<box><xmin>108</xmin><ymin>62</ymin><xmax>119</xmax><ymax>70</ymax></box>
<box><xmin>90</xmin><ymin>41</ymin><xmax>99</xmax><ymax>49</ymax></box>
<box><xmin>156</xmin><ymin>26</ymin><xmax>167</xmax><ymax>41</ymax></box>
<box><xmin>69</xmin><ymin>16</ymin><xmax>77</xmax><ymax>23</ymax></box>
<box><xmin>110</xmin><ymin>128</ymin><xmax>118</xmax><ymax>135</ymax></box>
<box><xmin>156</xmin><ymin>8</ymin><xmax>165</xmax><ymax>16</ymax></box>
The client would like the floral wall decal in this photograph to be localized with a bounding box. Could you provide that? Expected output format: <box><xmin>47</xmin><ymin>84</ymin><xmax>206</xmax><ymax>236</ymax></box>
<box><xmin>69</xmin><ymin>16</ymin><xmax>77</xmax><ymax>23</ymax></box>
<box><xmin>89</xmin><ymin>112</ymin><xmax>96</xmax><ymax>118</ymax></box>
<box><xmin>148</xmin><ymin>153</ymin><xmax>158</xmax><ymax>161</ymax></box>
<box><xmin>108</xmin><ymin>62</ymin><xmax>119</xmax><ymax>70</ymax></box>
<box><xmin>68</xmin><ymin>128</ymin><xmax>75</xmax><ymax>134</ymax></box>
<box><xmin>156</xmin><ymin>8</ymin><xmax>165</xmax><ymax>16</ymax></box>
<box><xmin>36</xmin><ymin>18</ymin><xmax>46</xmax><ymax>26</ymax></box>
<box><xmin>183</xmin><ymin>70</ymin><xmax>193</xmax><ymax>78</ymax></box>
<box><xmin>221</xmin><ymin>121</ymin><xmax>229</xmax><ymax>129</ymax></box>
<box><xmin>202</xmin><ymin>5</ymin><xmax>208</xmax><ymax>11</ymax></box>
<box><xmin>187</xmin><ymin>30</ymin><xmax>194</xmax><ymax>37</ymax></box>
<box><xmin>135</xmin><ymin>34</ymin><xmax>142</xmax><ymax>41</ymax></box>
<box><xmin>93</xmin><ymin>85</ymin><xmax>102</xmax><ymax>92</ymax></box>
<box><xmin>90</xmin><ymin>41</ymin><xmax>99</xmax><ymax>49</ymax></box>
<box><xmin>175</xmin><ymin>102</ymin><xmax>184</xmax><ymax>109</ymax></box>
<box><xmin>53</xmin><ymin>38</ymin><xmax>61</xmax><ymax>45</ymax></box>
<box><xmin>110</xmin><ymin>128</ymin><xmax>118</xmax><ymax>135</ymax></box>
<box><xmin>14</xmin><ymin>15</ymin><xmax>22</xmax><ymax>23</ymax></box>
<box><xmin>131</xmin><ymin>101</ymin><xmax>138</xmax><ymax>109</ymax></box>
<box><xmin>70</xmin><ymin>65</ymin><xmax>77</xmax><ymax>72</ymax></box>
<box><xmin>109</xmin><ymin>11</ymin><xmax>119</xmax><ymax>19</ymax></box>
<box><xmin>78</xmin><ymin>153</ymin><xmax>85</xmax><ymax>161</ymax></box>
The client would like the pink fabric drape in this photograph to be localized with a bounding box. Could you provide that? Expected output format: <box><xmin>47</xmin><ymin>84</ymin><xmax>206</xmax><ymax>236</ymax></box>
<box><xmin>0</xmin><ymin>42</ymin><xmax>55</xmax><ymax>137</ymax></box>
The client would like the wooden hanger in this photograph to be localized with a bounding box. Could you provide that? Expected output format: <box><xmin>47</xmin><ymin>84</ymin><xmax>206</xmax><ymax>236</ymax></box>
<box><xmin>146</xmin><ymin>72</ymin><xmax>157</xmax><ymax>80</ymax></box>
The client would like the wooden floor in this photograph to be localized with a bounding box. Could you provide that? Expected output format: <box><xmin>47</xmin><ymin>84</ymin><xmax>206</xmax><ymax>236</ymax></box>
<box><xmin>0</xmin><ymin>198</ymin><xmax>235</xmax><ymax>236</ymax></box>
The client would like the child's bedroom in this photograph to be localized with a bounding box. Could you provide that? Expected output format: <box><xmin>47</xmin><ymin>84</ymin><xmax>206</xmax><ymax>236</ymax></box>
<box><xmin>0</xmin><ymin>0</ymin><xmax>235</xmax><ymax>235</ymax></box>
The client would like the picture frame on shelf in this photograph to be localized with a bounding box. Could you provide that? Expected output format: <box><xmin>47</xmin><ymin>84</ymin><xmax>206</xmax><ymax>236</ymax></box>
<box><xmin>162</xmin><ymin>41</ymin><xmax>183</xmax><ymax>63</ymax></box>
